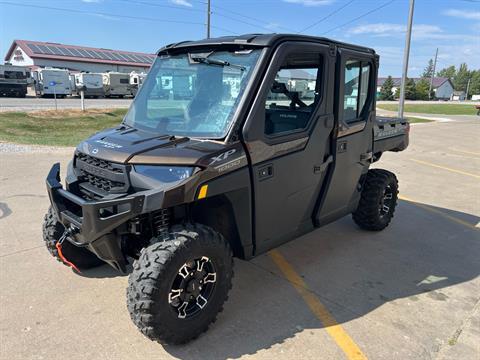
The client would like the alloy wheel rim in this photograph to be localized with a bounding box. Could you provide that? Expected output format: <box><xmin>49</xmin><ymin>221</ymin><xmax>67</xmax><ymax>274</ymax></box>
<box><xmin>379</xmin><ymin>185</ymin><xmax>394</xmax><ymax>218</ymax></box>
<box><xmin>168</xmin><ymin>256</ymin><xmax>217</xmax><ymax>319</ymax></box>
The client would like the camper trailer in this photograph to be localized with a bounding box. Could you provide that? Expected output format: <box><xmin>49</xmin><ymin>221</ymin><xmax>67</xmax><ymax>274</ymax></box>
<box><xmin>74</xmin><ymin>73</ymin><xmax>104</xmax><ymax>98</ymax></box>
<box><xmin>129</xmin><ymin>71</ymin><xmax>147</xmax><ymax>97</ymax></box>
<box><xmin>102</xmin><ymin>72</ymin><xmax>130</xmax><ymax>98</ymax></box>
<box><xmin>0</xmin><ymin>64</ymin><xmax>29</xmax><ymax>97</ymax></box>
<box><xmin>33</xmin><ymin>68</ymin><xmax>71</xmax><ymax>97</ymax></box>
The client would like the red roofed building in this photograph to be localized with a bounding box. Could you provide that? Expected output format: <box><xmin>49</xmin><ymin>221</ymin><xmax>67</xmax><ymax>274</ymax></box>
<box><xmin>5</xmin><ymin>39</ymin><xmax>155</xmax><ymax>73</ymax></box>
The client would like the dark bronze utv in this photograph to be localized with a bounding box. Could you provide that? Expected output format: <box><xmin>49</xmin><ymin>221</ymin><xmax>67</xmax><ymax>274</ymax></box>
<box><xmin>43</xmin><ymin>34</ymin><xmax>409</xmax><ymax>344</ymax></box>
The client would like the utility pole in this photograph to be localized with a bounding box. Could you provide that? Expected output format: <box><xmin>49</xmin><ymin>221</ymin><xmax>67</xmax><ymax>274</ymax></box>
<box><xmin>206</xmin><ymin>0</ymin><xmax>211</xmax><ymax>38</ymax></box>
<box><xmin>398</xmin><ymin>0</ymin><xmax>415</xmax><ymax>119</ymax></box>
<box><xmin>465</xmin><ymin>78</ymin><xmax>471</xmax><ymax>101</ymax></box>
<box><xmin>428</xmin><ymin>47</ymin><xmax>438</xmax><ymax>100</ymax></box>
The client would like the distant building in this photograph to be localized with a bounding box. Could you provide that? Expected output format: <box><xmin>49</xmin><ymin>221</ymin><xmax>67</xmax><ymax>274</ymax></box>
<box><xmin>376</xmin><ymin>77</ymin><xmax>454</xmax><ymax>100</ymax></box>
<box><xmin>4</xmin><ymin>39</ymin><xmax>155</xmax><ymax>73</ymax></box>
<box><xmin>451</xmin><ymin>91</ymin><xmax>466</xmax><ymax>101</ymax></box>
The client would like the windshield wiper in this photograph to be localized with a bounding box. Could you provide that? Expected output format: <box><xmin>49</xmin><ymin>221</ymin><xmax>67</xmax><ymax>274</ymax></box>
<box><xmin>191</xmin><ymin>56</ymin><xmax>245</xmax><ymax>71</ymax></box>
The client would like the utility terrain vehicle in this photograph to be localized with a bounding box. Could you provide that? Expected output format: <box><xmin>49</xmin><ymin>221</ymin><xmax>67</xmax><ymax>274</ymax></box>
<box><xmin>44</xmin><ymin>34</ymin><xmax>408</xmax><ymax>345</ymax></box>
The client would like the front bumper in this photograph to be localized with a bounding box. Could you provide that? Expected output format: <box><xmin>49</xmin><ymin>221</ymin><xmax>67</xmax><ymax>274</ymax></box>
<box><xmin>46</xmin><ymin>163</ymin><xmax>147</xmax><ymax>271</ymax></box>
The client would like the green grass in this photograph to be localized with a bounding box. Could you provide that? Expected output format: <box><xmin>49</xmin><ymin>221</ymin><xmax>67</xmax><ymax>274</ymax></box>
<box><xmin>0</xmin><ymin>108</ymin><xmax>127</xmax><ymax>146</ymax></box>
<box><xmin>0</xmin><ymin>108</ymin><xmax>435</xmax><ymax>147</ymax></box>
<box><xmin>377</xmin><ymin>103</ymin><xmax>477</xmax><ymax>115</ymax></box>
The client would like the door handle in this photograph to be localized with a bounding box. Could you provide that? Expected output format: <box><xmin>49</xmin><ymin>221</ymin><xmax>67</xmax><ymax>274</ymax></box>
<box><xmin>360</xmin><ymin>152</ymin><xmax>373</xmax><ymax>162</ymax></box>
<box><xmin>258</xmin><ymin>164</ymin><xmax>273</xmax><ymax>181</ymax></box>
<box><xmin>314</xmin><ymin>155</ymin><xmax>333</xmax><ymax>174</ymax></box>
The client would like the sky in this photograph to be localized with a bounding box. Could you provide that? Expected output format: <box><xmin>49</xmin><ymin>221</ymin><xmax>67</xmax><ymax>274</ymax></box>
<box><xmin>0</xmin><ymin>0</ymin><xmax>479</xmax><ymax>77</ymax></box>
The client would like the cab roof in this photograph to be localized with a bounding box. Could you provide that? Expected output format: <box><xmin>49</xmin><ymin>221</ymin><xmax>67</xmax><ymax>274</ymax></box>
<box><xmin>157</xmin><ymin>33</ymin><xmax>376</xmax><ymax>55</ymax></box>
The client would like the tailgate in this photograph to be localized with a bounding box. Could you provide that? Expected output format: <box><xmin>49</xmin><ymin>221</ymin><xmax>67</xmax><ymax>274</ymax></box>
<box><xmin>374</xmin><ymin>116</ymin><xmax>409</xmax><ymax>153</ymax></box>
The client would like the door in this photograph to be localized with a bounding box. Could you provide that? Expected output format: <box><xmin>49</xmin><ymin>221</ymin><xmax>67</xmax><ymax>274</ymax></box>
<box><xmin>315</xmin><ymin>48</ymin><xmax>377</xmax><ymax>226</ymax></box>
<box><xmin>242</xmin><ymin>42</ymin><xmax>334</xmax><ymax>254</ymax></box>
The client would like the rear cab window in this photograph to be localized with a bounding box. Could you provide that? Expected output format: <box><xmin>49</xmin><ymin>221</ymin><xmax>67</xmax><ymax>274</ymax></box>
<box><xmin>342</xmin><ymin>60</ymin><xmax>371</xmax><ymax>124</ymax></box>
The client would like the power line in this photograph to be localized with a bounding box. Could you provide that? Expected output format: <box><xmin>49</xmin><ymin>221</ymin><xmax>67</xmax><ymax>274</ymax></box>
<box><xmin>298</xmin><ymin>0</ymin><xmax>356</xmax><ymax>34</ymax></box>
<box><xmin>322</xmin><ymin>0</ymin><xmax>396</xmax><ymax>35</ymax></box>
<box><xmin>189</xmin><ymin>0</ymin><xmax>296</xmax><ymax>33</ymax></box>
<box><xmin>119</xmin><ymin>0</ymin><xmax>203</xmax><ymax>13</ymax></box>
<box><xmin>130</xmin><ymin>0</ymin><xmax>291</xmax><ymax>34</ymax></box>
<box><xmin>209</xmin><ymin>11</ymin><xmax>281</xmax><ymax>33</ymax></box>
<box><xmin>0</xmin><ymin>1</ymin><xmax>237</xmax><ymax>34</ymax></box>
<box><xmin>208</xmin><ymin>3</ymin><xmax>297</xmax><ymax>33</ymax></box>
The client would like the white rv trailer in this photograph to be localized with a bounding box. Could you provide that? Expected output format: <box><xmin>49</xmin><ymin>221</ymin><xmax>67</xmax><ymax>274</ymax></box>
<box><xmin>102</xmin><ymin>72</ymin><xmax>130</xmax><ymax>98</ymax></box>
<box><xmin>33</xmin><ymin>68</ymin><xmax>71</xmax><ymax>97</ymax></box>
<box><xmin>0</xmin><ymin>64</ymin><xmax>29</xmax><ymax>97</ymax></box>
<box><xmin>74</xmin><ymin>73</ymin><xmax>104</xmax><ymax>98</ymax></box>
<box><xmin>129</xmin><ymin>71</ymin><xmax>147</xmax><ymax>97</ymax></box>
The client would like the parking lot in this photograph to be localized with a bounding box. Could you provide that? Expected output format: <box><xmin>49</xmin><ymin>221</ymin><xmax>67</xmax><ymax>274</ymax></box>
<box><xmin>0</xmin><ymin>115</ymin><xmax>479</xmax><ymax>359</ymax></box>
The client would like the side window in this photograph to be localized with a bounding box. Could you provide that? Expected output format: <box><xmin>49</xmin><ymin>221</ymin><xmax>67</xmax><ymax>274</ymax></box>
<box><xmin>264</xmin><ymin>53</ymin><xmax>322</xmax><ymax>136</ymax></box>
<box><xmin>343</xmin><ymin>60</ymin><xmax>371</xmax><ymax>124</ymax></box>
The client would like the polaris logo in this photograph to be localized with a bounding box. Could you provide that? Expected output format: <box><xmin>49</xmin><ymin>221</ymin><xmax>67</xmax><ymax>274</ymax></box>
<box><xmin>279</xmin><ymin>114</ymin><xmax>297</xmax><ymax>119</ymax></box>
<box><xmin>95</xmin><ymin>140</ymin><xmax>123</xmax><ymax>149</ymax></box>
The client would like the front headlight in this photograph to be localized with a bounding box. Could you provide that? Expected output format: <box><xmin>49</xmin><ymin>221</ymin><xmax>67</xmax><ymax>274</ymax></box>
<box><xmin>133</xmin><ymin>165</ymin><xmax>195</xmax><ymax>183</ymax></box>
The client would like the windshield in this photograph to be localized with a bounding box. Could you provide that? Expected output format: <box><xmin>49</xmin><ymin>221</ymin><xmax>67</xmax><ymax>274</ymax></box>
<box><xmin>124</xmin><ymin>49</ymin><xmax>261</xmax><ymax>138</ymax></box>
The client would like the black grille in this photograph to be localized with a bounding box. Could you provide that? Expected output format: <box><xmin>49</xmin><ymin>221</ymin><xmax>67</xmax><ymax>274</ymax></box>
<box><xmin>75</xmin><ymin>152</ymin><xmax>129</xmax><ymax>194</ymax></box>
<box><xmin>76</xmin><ymin>153</ymin><xmax>123</xmax><ymax>173</ymax></box>
<box><xmin>82</xmin><ymin>173</ymin><xmax>124</xmax><ymax>192</ymax></box>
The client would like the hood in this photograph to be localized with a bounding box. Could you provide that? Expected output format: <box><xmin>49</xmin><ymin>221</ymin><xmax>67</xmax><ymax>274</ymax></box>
<box><xmin>76</xmin><ymin>126</ymin><xmax>230</xmax><ymax>167</ymax></box>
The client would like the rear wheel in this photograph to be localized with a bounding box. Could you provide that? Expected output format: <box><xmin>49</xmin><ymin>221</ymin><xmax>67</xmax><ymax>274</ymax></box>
<box><xmin>127</xmin><ymin>223</ymin><xmax>233</xmax><ymax>344</ymax></box>
<box><xmin>42</xmin><ymin>207</ymin><xmax>104</xmax><ymax>269</ymax></box>
<box><xmin>352</xmin><ymin>169</ymin><xmax>398</xmax><ymax>231</ymax></box>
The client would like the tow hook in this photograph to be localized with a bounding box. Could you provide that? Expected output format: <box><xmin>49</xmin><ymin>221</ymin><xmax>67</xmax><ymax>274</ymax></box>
<box><xmin>56</xmin><ymin>228</ymin><xmax>81</xmax><ymax>273</ymax></box>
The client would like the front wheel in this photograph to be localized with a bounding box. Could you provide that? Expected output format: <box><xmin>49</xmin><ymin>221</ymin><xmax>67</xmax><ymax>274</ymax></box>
<box><xmin>352</xmin><ymin>169</ymin><xmax>398</xmax><ymax>231</ymax></box>
<box><xmin>127</xmin><ymin>224</ymin><xmax>233</xmax><ymax>345</ymax></box>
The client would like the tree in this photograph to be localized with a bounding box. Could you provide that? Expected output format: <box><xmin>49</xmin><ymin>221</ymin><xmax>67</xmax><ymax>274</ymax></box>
<box><xmin>394</xmin><ymin>78</ymin><xmax>416</xmax><ymax>100</ymax></box>
<box><xmin>379</xmin><ymin>76</ymin><xmax>395</xmax><ymax>100</ymax></box>
<box><xmin>415</xmin><ymin>78</ymin><xmax>431</xmax><ymax>100</ymax></box>
<box><xmin>422</xmin><ymin>59</ymin><xmax>434</xmax><ymax>79</ymax></box>
<box><xmin>454</xmin><ymin>63</ymin><xmax>471</xmax><ymax>92</ymax></box>
<box><xmin>468</xmin><ymin>70</ymin><xmax>480</xmax><ymax>96</ymax></box>
<box><xmin>437</xmin><ymin>65</ymin><xmax>456</xmax><ymax>80</ymax></box>
<box><xmin>405</xmin><ymin>78</ymin><xmax>417</xmax><ymax>100</ymax></box>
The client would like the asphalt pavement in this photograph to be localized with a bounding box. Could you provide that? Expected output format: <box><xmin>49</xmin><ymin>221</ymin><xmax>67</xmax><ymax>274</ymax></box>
<box><xmin>0</xmin><ymin>118</ymin><xmax>479</xmax><ymax>359</ymax></box>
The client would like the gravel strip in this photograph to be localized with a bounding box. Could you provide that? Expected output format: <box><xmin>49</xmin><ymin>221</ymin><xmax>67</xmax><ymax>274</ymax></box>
<box><xmin>0</xmin><ymin>142</ymin><xmax>74</xmax><ymax>154</ymax></box>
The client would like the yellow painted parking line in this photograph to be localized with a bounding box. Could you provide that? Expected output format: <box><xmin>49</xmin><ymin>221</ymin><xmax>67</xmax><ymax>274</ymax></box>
<box><xmin>269</xmin><ymin>250</ymin><xmax>367</xmax><ymax>360</ymax></box>
<box><xmin>411</xmin><ymin>158</ymin><xmax>480</xmax><ymax>179</ymax></box>
<box><xmin>399</xmin><ymin>195</ymin><xmax>479</xmax><ymax>231</ymax></box>
<box><xmin>449</xmin><ymin>148</ymin><xmax>480</xmax><ymax>156</ymax></box>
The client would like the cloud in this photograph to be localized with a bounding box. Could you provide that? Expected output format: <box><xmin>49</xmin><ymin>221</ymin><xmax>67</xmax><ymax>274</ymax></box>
<box><xmin>92</xmin><ymin>13</ymin><xmax>120</xmax><ymax>21</ymax></box>
<box><xmin>283</xmin><ymin>0</ymin><xmax>333</xmax><ymax>7</ymax></box>
<box><xmin>265</xmin><ymin>22</ymin><xmax>280</xmax><ymax>30</ymax></box>
<box><xmin>170</xmin><ymin>0</ymin><xmax>193</xmax><ymax>7</ymax></box>
<box><xmin>348</xmin><ymin>23</ymin><xmax>442</xmax><ymax>36</ymax></box>
<box><xmin>348</xmin><ymin>23</ymin><xmax>477</xmax><ymax>41</ymax></box>
<box><xmin>444</xmin><ymin>9</ymin><xmax>480</xmax><ymax>21</ymax></box>
<box><xmin>81</xmin><ymin>0</ymin><xmax>102</xmax><ymax>3</ymax></box>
